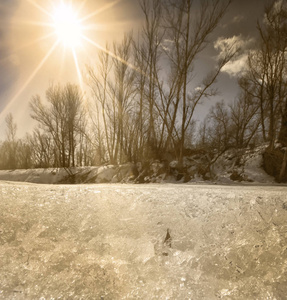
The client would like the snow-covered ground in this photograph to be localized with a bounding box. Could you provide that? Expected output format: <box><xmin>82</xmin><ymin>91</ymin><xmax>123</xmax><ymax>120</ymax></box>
<box><xmin>0</xmin><ymin>182</ymin><xmax>287</xmax><ymax>299</ymax></box>
<box><xmin>0</xmin><ymin>145</ymin><xmax>278</xmax><ymax>185</ymax></box>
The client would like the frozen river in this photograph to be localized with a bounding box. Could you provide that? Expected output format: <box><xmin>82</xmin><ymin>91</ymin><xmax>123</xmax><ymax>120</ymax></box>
<box><xmin>0</xmin><ymin>182</ymin><xmax>287</xmax><ymax>299</ymax></box>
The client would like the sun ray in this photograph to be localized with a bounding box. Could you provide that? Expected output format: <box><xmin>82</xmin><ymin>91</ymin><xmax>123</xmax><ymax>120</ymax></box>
<box><xmin>26</xmin><ymin>0</ymin><xmax>53</xmax><ymax>18</ymax></box>
<box><xmin>11</xmin><ymin>20</ymin><xmax>54</xmax><ymax>28</ymax></box>
<box><xmin>82</xmin><ymin>35</ymin><xmax>146</xmax><ymax>77</ymax></box>
<box><xmin>78</xmin><ymin>0</ymin><xmax>89</xmax><ymax>14</ymax></box>
<box><xmin>0</xmin><ymin>41</ymin><xmax>59</xmax><ymax>120</ymax></box>
<box><xmin>72</xmin><ymin>49</ymin><xmax>84</xmax><ymax>91</ymax></box>
<box><xmin>58</xmin><ymin>48</ymin><xmax>67</xmax><ymax>81</ymax></box>
<box><xmin>0</xmin><ymin>32</ymin><xmax>54</xmax><ymax>65</ymax></box>
<box><xmin>80</xmin><ymin>0</ymin><xmax>121</xmax><ymax>22</ymax></box>
<box><xmin>15</xmin><ymin>32</ymin><xmax>55</xmax><ymax>52</ymax></box>
<box><xmin>0</xmin><ymin>0</ymin><xmax>138</xmax><ymax>123</ymax></box>
<box><xmin>82</xmin><ymin>23</ymin><xmax>106</xmax><ymax>32</ymax></box>
<box><xmin>82</xmin><ymin>21</ymin><xmax>134</xmax><ymax>33</ymax></box>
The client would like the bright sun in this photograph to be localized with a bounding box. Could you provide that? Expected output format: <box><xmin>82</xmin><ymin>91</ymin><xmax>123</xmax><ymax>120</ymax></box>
<box><xmin>2</xmin><ymin>0</ymin><xmax>128</xmax><ymax>117</ymax></box>
<box><xmin>53</xmin><ymin>3</ymin><xmax>83</xmax><ymax>48</ymax></box>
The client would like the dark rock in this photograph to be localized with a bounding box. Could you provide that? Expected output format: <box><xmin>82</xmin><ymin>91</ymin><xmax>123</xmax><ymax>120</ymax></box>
<box><xmin>183</xmin><ymin>173</ymin><xmax>191</xmax><ymax>183</ymax></box>
<box><xmin>163</xmin><ymin>228</ymin><xmax>172</xmax><ymax>248</ymax></box>
<box><xmin>263</xmin><ymin>147</ymin><xmax>287</xmax><ymax>182</ymax></box>
<box><xmin>230</xmin><ymin>170</ymin><xmax>244</xmax><ymax>182</ymax></box>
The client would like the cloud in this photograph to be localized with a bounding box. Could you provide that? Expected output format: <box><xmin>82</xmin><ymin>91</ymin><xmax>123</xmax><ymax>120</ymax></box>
<box><xmin>263</xmin><ymin>0</ymin><xmax>287</xmax><ymax>25</ymax></box>
<box><xmin>214</xmin><ymin>35</ymin><xmax>254</xmax><ymax>77</ymax></box>
<box><xmin>232</xmin><ymin>15</ymin><xmax>244</xmax><ymax>23</ymax></box>
<box><xmin>214</xmin><ymin>35</ymin><xmax>253</xmax><ymax>53</ymax></box>
<box><xmin>221</xmin><ymin>54</ymin><xmax>248</xmax><ymax>77</ymax></box>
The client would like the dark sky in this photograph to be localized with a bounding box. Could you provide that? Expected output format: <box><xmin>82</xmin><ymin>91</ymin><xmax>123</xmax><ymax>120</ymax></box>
<box><xmin>221</xmin><ymin>0</ymin><xmax>266</xmax><ymax>36</ymax></box>
<box><xmin>0</xmin><ymin>0</ymin><xmax>19</xmax><ymax>109</ymax></box>
<box><xmin>0</xmin><ymin>0</ymin><xmax>272</xmax><ymax>138</ymax></box>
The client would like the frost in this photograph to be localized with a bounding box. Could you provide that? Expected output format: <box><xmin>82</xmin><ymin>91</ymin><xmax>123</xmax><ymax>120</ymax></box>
<box><xmin>0</xmin><ymin>183</ymin><xmax>286</xmax><ymax>299</ymax></box>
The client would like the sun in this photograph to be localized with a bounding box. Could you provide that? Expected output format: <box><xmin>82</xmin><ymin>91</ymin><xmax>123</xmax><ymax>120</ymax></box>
<box><xmin>1</xmin><ymin>0</ymin><xmax>134</xmax><ymax>120</ymax></box>
<box><xmin>52</xmin><ymin>3</ymin><xmax>83</xmax><ymax>48</ymax></box>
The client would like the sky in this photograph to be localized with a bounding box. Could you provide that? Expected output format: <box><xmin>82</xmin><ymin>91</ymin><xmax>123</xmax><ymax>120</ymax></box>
<box><xmin>0</xmin><ymin>0</ymin><xmax>271</xmax><ymax>139</ymax></box>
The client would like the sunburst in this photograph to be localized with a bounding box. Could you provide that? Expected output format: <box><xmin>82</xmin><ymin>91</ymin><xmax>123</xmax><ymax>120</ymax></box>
<box><xmin>52</xmin><ymin>3</ymin><xmax>83</xmax><ymax>48</ymax></box>
<box><xmin>1</xmin><ymin>0</ymin><xmax>141</xmax><ymax>120</ymax></box>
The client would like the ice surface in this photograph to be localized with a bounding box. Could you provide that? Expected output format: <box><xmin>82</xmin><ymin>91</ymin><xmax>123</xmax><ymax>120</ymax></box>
<box><xmin>0</xmin><ymin>182</ymin><xmax>287</xmax><ymax>299</ymax></box>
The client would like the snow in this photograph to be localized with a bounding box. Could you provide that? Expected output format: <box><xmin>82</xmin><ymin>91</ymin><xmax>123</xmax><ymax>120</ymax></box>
<box><xmin>213</xmin><ymin>146</ymin><xmax>276</xmax><ymax>184</ymax></box>
<box><xmin>0</xmin><ymin>145</ymin><xmax>279</xmax><ymax>186</ymax></box>
<box><xmin>243</xmin><ymin>149</ymin><xmax>275</xmax><ymax>183</ymax></box>
<box><xmin>0</xmin><ymin>182</ymin><xmax>287</xmax><ymax>299</ymax></box>
<box><xmin>0</xmin><ymin>168</ymin><xmax>69</xmax><ymax>184</ymax></box>
<box><xmin>0</xmin><ymin>164</ymin><xmax>138</xmax><ymax>185</ymax></box>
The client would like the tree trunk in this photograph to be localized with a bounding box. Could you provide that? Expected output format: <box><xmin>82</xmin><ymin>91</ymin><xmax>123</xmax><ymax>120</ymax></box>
<box><xmin>278</xmin><ymin>100</ymin><xmax>287</xmax><ymax>146</ymax></box>
<box><xmin>278</xmin><ymin>147</ymin><xmax>287</xmax><ymax>182</ymax></box>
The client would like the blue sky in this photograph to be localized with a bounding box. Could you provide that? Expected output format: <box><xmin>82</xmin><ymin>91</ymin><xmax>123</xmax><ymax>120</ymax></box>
<box><xmin>0</xmin><ymin>0</ymin><xmax>270</xmax><ymax>139</ymax></box>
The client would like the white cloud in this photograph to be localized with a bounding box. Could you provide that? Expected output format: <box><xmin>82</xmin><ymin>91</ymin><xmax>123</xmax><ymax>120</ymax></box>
<box><xmin>214</xmin><ymin>35</ymin><xmax>253</xmax><ymax>53</ymax></box>
<box><xmin>221</xmin><ymin>54</ymin><xmax>248</xmax><ymax>77</ymax></box>
<box><xmin>214</xmin><ymin>35</ymin><xmax>254</xmax><ymax>77</ymax></box>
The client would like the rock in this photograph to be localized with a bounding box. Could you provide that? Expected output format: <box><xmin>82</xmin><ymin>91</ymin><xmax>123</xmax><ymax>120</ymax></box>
<box><xmin>95</xmin><ymin>166</ymin><xmax>117</xmax><ymax>183</ymax></box>
<box><xmin>263</xmin><ymin>146</ymin><xmax>287</xmax><ymax>182</ymax></box>
<box><xmin>115</xmin><ymin>163</ymin><xmax>138</xmax><ymax>182</ymax></box>
<box><xmin>230</xmin><ymin>170</ymin><xmax>244</xmax><ymax>182</ymax></box>
<box><xmin>163</xmin><ymin>228</ymin><xmax>172</xmax><ymax>248</ymax></box>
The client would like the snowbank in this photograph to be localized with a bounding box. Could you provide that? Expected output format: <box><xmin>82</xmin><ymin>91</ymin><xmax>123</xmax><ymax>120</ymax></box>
<box><xmin>0</xmin><ymin>164</ymin><xmax>137</xmax><ymax>185</ymax></box>
<box><xmin>0</xmin><ymin>145</ymin><xmax>281</xmax><ymax>185</ymax></box>
<box><xmin>213</xmin><ymin>145</ymin><xmax>275</xmax><ymax>184</ymax></box>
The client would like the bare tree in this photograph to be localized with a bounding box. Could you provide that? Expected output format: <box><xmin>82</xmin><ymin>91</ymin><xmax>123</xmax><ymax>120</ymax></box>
<box><xmin>16</xmin><ymin>136</ymin><xmax>32</xmax><ymax>169</ymax></box>
<box><xmin>112</xmin><ymin>33</ymin><xmax>136</xmax><ymax>163</ymax></box>
<box><xmin>88</xmin><ymin>34</ymin><xmax>137</xmax><ymax>164</ymax></box>
<box><xmin>0</xmin><ymin>114</ymin><xmax>32</xmax><ymax>170</ymax></box>
<box><xmin>135</xmin><ymin>0</ymin><xmax>164</xmax><ymax>159</ymax></box>
<box><xmin>241</xmin><ymin>0</ymin><xmax>287</xmax><ymax>150</ymax></box>
<box><xmin>86</xmin><ymin>0</ymin><xmax>234</xmax><ymax>166</ymax></box>
<box><xmin>87</xmin><ymin>45</ymin><xmax>115</xmax><ymax>164</ymax></box>
<box><xmin>207</xmin><ymin>100</ymin><xmax>231</xmax><ymax>152</ymax></box>
<box><xmin>196</xmin><ymin>117</ymin><xmax>209</xmax><ymax>149</ymax></box>
<box><xmin>5</xmin><ymin>113</ymin><xmax>18</xmax><ymax>169</ymax></box>
<box><xmin>237</xmin><ymin>0</ymin><xmax>287</xmax><ymax>181</ymax></box>
<box><xmin>157</xmin><ymin>0</ymin><xmax>233</xmax><ymax>165</ymax></box>
<box><xmin>229</xmin><ymin>85</ymin><xmax>261</xmax><ymax>148</ymax></box>
<box><xmin>27</xmin><ymin>130</ymin><xmax>55</xmax><ymax>168</ymax></box>
<box><xmin>30</xmin><ymin>83</ymin><xmax>85</xmax><ymax>168</ymax></box>
<box><xmin>239</xmin><ymin>54</ymin><xmax>270</xmax><ymax>142</ymax></box>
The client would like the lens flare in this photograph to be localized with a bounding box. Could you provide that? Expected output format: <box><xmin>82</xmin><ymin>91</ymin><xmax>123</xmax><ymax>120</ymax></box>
<box><xmin>53</xmin><ymin>3</ymin><xmax>83</xmax><ymax>48</ymax></box>
<box><xmin>0</xmin><ymin>0</ymin><xmax>146</xmax><ymax>126</ymax></box>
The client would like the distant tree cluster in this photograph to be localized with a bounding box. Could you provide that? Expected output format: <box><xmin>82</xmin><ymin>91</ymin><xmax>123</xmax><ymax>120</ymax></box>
<box><xmin>0</xmin><ymin>85</ymin><xmax>94</xmax><ymax>170</ymax></box>
<box><xmin>0</xmin><ymin>114</ymin><xmax>30</xmax><ymax>170</ymax></box>
<box><xmin>0</xmin><ymin>0</ymin><xmax>287</xmax><ymax>179</ymax></box>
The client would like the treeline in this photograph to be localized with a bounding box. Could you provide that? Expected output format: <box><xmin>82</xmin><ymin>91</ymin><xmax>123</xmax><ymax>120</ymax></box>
<box><xmin>0</xmin><ymin>0</ymin><xmax>287</xmax><ymax>175</ymax></box>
